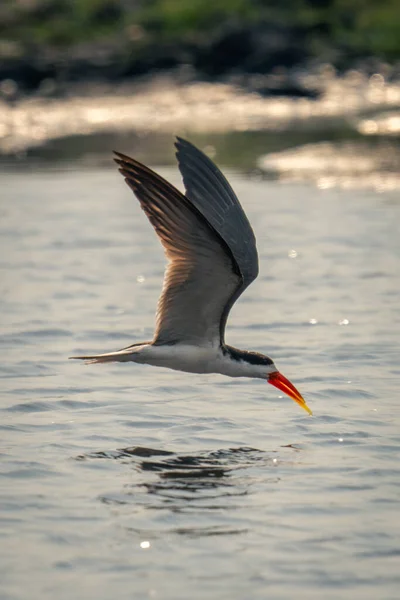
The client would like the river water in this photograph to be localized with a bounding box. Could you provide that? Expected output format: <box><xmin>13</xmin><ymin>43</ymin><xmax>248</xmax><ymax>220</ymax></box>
<box><xmin>1</xmin><ymin>140</ymin><xmax>399</xmax><ymax>600</ymax></box>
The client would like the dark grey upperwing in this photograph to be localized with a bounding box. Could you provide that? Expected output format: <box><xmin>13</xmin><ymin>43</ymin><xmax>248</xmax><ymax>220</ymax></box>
<box><xmin>175</xmin><ymin>137</ymin><xmax>259</xmax><ymax>291</ymax></box>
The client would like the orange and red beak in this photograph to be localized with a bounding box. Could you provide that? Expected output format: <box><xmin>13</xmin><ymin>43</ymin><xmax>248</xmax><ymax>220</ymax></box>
<box><xmin>268</xmin><ymin>371</ymin><xmax>312</xmax><ymax>415</ymax></box>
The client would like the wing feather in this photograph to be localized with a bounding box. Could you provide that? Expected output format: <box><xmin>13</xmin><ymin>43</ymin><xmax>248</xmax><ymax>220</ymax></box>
<box><xmin>175</xmin><ymin>137</ymin><xmax>259</xmax><ymax>290</ymax></box>
<box><xmin>114</xmin><ymin>151</ymin><xmax>241</xmax><ymax>346</ymax></box>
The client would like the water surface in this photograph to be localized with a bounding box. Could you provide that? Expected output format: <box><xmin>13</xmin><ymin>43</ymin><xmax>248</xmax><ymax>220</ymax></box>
<box><xmin>1</xmin><ymin>154</ymin><xmax>399</xmax><ymax>600</ymax></box>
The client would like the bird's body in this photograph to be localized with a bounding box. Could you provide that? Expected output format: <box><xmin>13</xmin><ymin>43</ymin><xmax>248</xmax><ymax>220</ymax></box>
<box><xmin>82</xmin><ymin>342</ymin><xmax>276</xmax><ymax>378</ymax></box>
<box><xmin>71</xmin><ymin>138</ymin><xmax>312</xmax><ymax>415</ymax></box>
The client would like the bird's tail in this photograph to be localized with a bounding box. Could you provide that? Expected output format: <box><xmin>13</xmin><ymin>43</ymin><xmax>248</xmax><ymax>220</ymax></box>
<box><xmin>69</xmin><ymin>348</ymin><xmax>137</xmax><ymax>365</ymax></box>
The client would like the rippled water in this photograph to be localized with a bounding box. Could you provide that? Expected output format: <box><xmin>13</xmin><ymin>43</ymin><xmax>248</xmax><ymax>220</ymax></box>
<box><xmin>1</xmin><ymin>158</ymin><xmax>399</xmax><ymax>600</ymax></box>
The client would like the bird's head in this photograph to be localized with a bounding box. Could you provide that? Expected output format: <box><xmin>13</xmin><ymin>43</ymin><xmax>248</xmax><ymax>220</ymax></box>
<box><xmin>226</xmin><ymin>347</ymin><xmax>312</xmax><ymax>415</ymax></box>
<box><xmin>266</xmin><ymin>364</ymin><xmax>312</xmax><ymax>415</ymax></box>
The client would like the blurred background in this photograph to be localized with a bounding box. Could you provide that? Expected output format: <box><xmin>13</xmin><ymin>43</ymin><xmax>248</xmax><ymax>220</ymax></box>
<box><xmin>2</xmin><ymin>4</ymin><xmax>400</xmax><ymax>600</ymax></box>
<box><xmin>0</xmin><ymin>0</ymin><xmax>399</xmax><ymax>185</ymax></box>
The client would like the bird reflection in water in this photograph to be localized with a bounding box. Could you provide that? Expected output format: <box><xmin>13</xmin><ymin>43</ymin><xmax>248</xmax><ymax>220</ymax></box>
<box><xmin>79</xmin><ymin>445</ymin><xmax>287</xmax><ymax>537</ymax></box>
<box><xmin>83</xmin><ymin>446</ymin><xmax>270</xmax><ymax>496</ymax></box>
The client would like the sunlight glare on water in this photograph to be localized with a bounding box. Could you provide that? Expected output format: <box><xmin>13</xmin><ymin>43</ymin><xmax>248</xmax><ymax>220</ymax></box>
<box><xmin>0</xmin><ymin>157</ymin><xmax>399</xmax><ymax>600</ymax></box>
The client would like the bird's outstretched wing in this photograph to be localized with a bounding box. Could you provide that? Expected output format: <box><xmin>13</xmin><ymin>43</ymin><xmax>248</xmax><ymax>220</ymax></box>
<box><xmin>175</xmin><ymin>137</ymin><xmax>259</xmax><ymax>290</ymax></box>
<box><xmin>114</xmin><ymin>150</ymin><xmax>241</xmax><ymax>346</ymax></box>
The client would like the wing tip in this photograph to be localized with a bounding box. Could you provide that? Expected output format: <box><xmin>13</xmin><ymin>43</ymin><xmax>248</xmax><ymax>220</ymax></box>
<box><xmin>175</xmin><ymin>135</ymin><xmax>185</xmax><ymax>147</ymax></box>
<box><xmin>113</xmin><ymin>150</ymin><xmax>128</xmax><ymax>161</ymax></box>
<box><xmin>175</xmin><ymin>136</ymin><xmax>193</xmax><ymax>156</ymax></box>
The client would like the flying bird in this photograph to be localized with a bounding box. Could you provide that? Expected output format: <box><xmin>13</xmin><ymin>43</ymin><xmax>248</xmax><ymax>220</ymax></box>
<box><xmin>71</xmin><ymin>138</ymin><xmax>311</xmax><ymax>415</ymax></box>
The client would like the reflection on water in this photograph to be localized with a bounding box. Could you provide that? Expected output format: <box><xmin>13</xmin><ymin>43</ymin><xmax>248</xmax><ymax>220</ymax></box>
<box><xmin>85</xmin><ymin>446</ymin><xmax>263</xmax><ymax>495</ymax></box>
<box><xmin>82</xmin><ymin>446</ymin><xmax>280</xmax><ymax>538</ymax></box>
<box><xmin>1</xmin><ymin>71</ymin><xmax>399</xmax><ymax>156</ymax></box>
<box><xmin>258</xmin><ymin>140</ymin><xmax>400</xmax><ymax>191</ymax></box>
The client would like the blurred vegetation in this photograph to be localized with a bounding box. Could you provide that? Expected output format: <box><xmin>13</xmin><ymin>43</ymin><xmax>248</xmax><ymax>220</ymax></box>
<box><xmin>140</xmin><ymin>0</ymin><xmax>400</xmax><ymax>59</ymax></box>
<box><xmin>0</xmin><ymin>0</ymin><xmax>399</xmax><ymax>92</ymax></box>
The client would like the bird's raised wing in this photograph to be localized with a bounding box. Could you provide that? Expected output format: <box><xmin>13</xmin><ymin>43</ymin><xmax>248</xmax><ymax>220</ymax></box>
<box><xmin>175</xmin><ymin>137</ymin><xmax>259</xmax><ymax>290</ymax></box>
<box><xmin>114</xmin><ymin>151</ymin><xmax>241</xmax><ymax>346</ymax></box>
